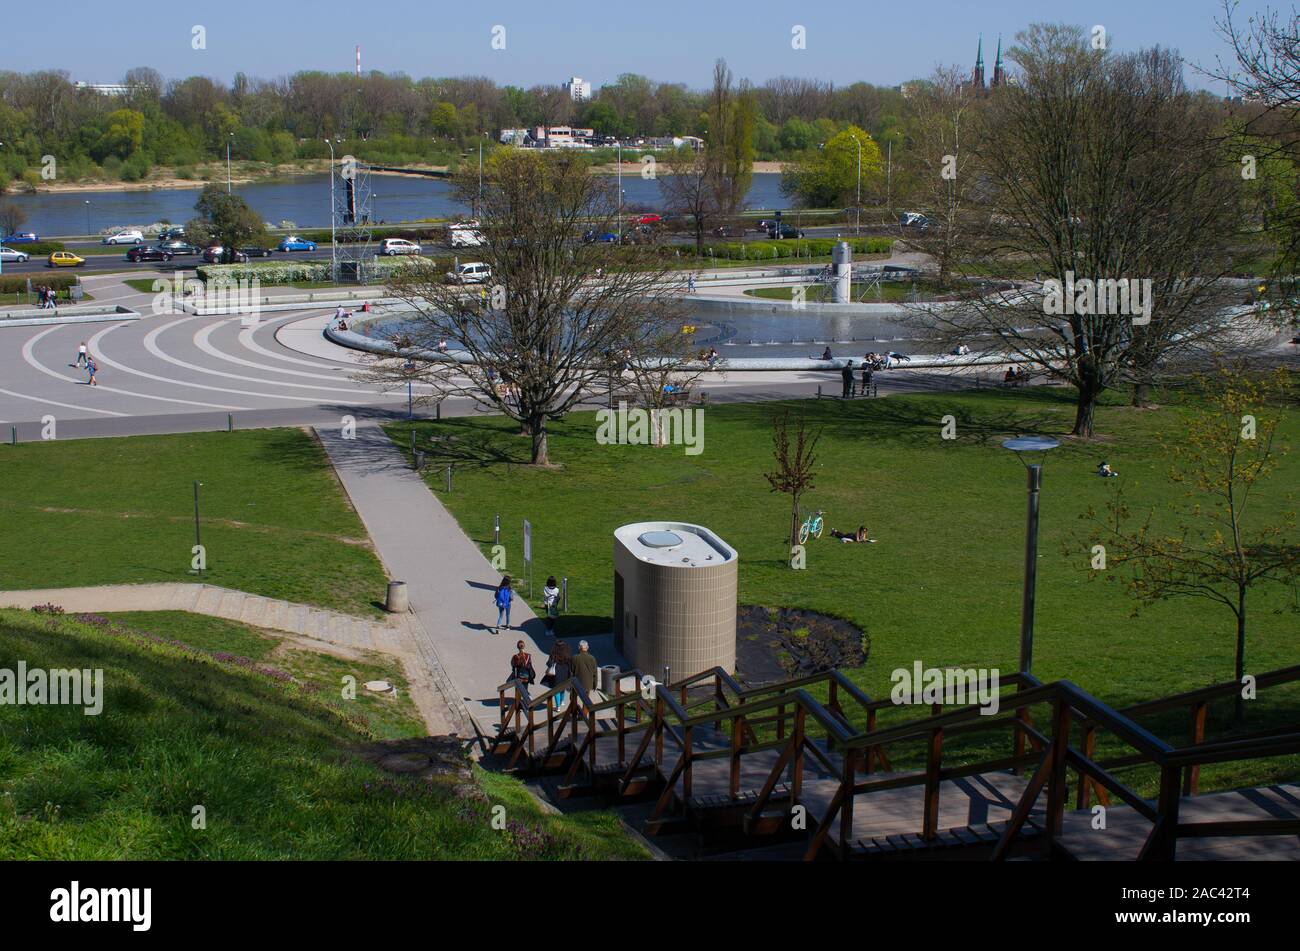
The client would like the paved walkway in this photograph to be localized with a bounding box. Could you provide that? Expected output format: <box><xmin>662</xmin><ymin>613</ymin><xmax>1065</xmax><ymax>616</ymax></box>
<box><xmin>316</xmin><ymin>422</ymin><xmax>624</xmax><ymax>738</ymax></box>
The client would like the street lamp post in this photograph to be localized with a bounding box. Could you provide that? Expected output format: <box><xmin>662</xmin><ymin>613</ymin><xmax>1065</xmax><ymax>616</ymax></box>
<box><xmin>325</xmin><ymin>139</ymin><xmax>337</xmax><ymax>282</ymax></box>
<box><xmin>477</xmin><ymin>137</ymin><xmax>484</xmax><ymax>217</ymax></box>
<box><xmin>84</xmin><ymin>200</ymin><xmax>91</xmax><ymax>236</ymax></box>
<box><xmin>853</xmin><ymin>134</ymin><xmax>862</xmax><ymax>234</ymax></box>
<box><xmin>616</xmin><ymin>142</ymin><xmax>623</xmax><ymax>239</ymax></box>
<box><xmin>226</xmin><ymin>133</ymin><xmax>234</xmax><ymax>194</ymax></box>
<box><xmin>1002</xmin><ymin>437</ymin><xmax>1059</xmax><ymax>675</ymax></box>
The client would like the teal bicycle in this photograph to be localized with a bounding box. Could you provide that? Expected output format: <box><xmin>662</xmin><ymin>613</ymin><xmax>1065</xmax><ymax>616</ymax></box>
<box><xmin>798</xmin><ymin>510</ymin><xmax>825</xmax><ymax>545</ymax></box>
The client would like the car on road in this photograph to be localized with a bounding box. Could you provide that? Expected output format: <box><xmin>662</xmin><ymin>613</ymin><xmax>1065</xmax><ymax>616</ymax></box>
<box><xmin>444</xmin><ymin>262</ymin><xmax>491</xmax><ymax>284</ymax></box>
<box><xmin>48</xmin><ymin>251</ymin><xmax>85</xmax><ymax>267</ymax></box>
<box><xmin>582</xmin><ymin>230</ymin><xmax>619</xmax><ymax>243</ymax></box>
<box><xmin>899</xmin><ymin>212</ymin><xmax>933</xmax><ymax>231</ymax></box>
<box><xmin>157</xmin><ymin>227</ymin><xmax>186</xmax><ymax>241</ymax></box>
<box><xmin>0</xmin><ymin>246</ymin><xmax>31</xmax><ymax>263</ymax></box>
<box><xmin>126</xmin><ymin>246</ymin><xmax>175</xmax><ymax>263</ymax></box>
<box><xmin>712</xmin><ymin>224</ymin><xmax>746</xmax><ymax>238</ymax></box>
<box><xmin>239</xmin><ymin>246</ymin><xmax>276</xmax><ymax>257</ymax></box>
<box><xmin>103</xmin><ymin>229</ymin><xmax>145</xmax><ymax>245</ymax></box>
<box><xmin>3</xmin><ymin>232</ymin><xmax>38</xmax><ymax>244</ymax></box>
<box><xmin>201</xmin><ymin>246</ymin><xmax>248</xmax><ymax>264</ymax></box>
<box><xmin>277</xmin><ymin>236</ymin><xmax>318</xmax><ymax>252</ymax></box>
<box><xmin>637</xmin><ymin>214</ymin><xmax>662</xmax><ymax>225</ymax></box>
<box><xmin>767</xmin><ymin>223</ymin><xmax>806</xmax><ymax>239</ymax></box>
<box><xmin>380</xmin><ymin>238</ymin><xmax>422</xmax><ymax>256</ymax></box>
<box><xmin>449</xmin><ymin>229</ymin><xmax>486</xmax><ymax>249</ymax></box>
<box><xmin>159</xmin><ymin>240</ymin><xmax>201</xmax><ymax>255</ymax></box>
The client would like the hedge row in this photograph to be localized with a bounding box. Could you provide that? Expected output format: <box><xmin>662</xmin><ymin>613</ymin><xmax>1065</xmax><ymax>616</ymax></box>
<box><xmin>2</xmin><ymin>241</ymin><xmax>66</xmax><ymax>256</ymax></box>
<box><xmin>197</xmin><ymin>255</ymin><xmax>450</xmax><ymax>286</ymax></box>
<box><xmin>0</xmin><ymin>273</ymin><xmax>78</xmax><ymax>293</ymax></box>
<box><xmin>673</xmin><ymin>236</ymin><xmax>894</xmax><ymax>261</ymax></box>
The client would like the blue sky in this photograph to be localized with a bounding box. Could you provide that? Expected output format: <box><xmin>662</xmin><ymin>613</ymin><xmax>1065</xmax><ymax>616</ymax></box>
<box><xmin>5</xmin><ymin>0</ymin><xmax>1273</xmax><ymax>91</ymax></box>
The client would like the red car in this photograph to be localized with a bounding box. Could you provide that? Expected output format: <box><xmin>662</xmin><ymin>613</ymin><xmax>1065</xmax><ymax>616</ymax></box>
<box><xmin>637</xmin><ymin>214</ymin><xmax>662</xmax><ymax>225</ymax></box>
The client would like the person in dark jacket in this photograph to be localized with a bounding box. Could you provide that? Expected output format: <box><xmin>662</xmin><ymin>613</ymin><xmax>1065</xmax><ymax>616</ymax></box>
<box><xmin>861</xmin><ymin>362</ymin><xmax>873</xmax><ymax>396</ymax></box>
<box><xmin>572</xmin><ymin>640</ymin><xmax>599</xmax><ymax>701</ymax></box>
<box><xmin>510</xmin><ymin>640</ymin><xmax>536</xmax><ymax>685</ymax></box>
<box><xmin>547</xmin><ymin>640</ymin><xmax>573</xmax><ymax>712</ymax></box>
<box><xmin>841</xmin><ymin>360</ymin><xmax>855</xmax><ymax>398</ymax></box>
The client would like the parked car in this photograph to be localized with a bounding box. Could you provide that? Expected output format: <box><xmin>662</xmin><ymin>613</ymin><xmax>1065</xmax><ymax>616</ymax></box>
<box><xmin>126</xmin><ymin>246</ymin><xmax>175</xmax><ymax>263</ymax></box>
<box><xmin>899</xmin><ymin>212</ymin><xmax>933</xmax><ymax>231</ymax></box>
<box><xmin>157</xmin><ymin>227</ymin><xmax>186</xmax><ymax>241</ymax></box>
<box><xmin>448</xmin><ymin>218</ymin><xmax>480</xmax><ymax>230</ymax></box>
<box><xmin>159</xmin><ymin>240</ymin><xmax>201</xmax><ymax>255</ymax></box>
<box><xmin>767</xmin><ymin>224</ymin><xmax>806</xmax><ymax>240</ymax></box>
<box><xmin>202</xmin><ymin>246</ymin><xmax>248</xmax><ymax>264</ymax></box>
<box><xmin>380</xmin><ymin>238</ymin><xmax>422</xmax><ymax>256</ymax></box>
<box><xmin>48</xmin><ymin>251</ymin><xmax>85</xmax><ymax>267</ymax></box>
<box><xmin>0</xmin><ymin>246</ymin><xmax>31</xmax><ymax>263</ymax></box>
<box><xmin>103</xmin><ymin>229</ymin><xmax>145</xmax><ymax>245</ymax></box>
<box><xmin>239</xmin><ymin>246</ymin><xmax>276</xmax><ymax>257</ymax></box>
<box><xmin>444</xmin><ymin>262</ymin><xmax>492</xmax><ymax>284</ymax></box>
<box><xmin>2</xmin><ymin>232</ymin><xmax>38</xmax><ymax>243</ymax></box>
<box><xmin>277</xmin><ymin>236</ymin><xmax>318</xmax><ymax>252</ymax></box>
<box><xmin>449</xmin><ymin>229</ymin><xmax>486</xmax><ymax>249</ymax></box>
<box><xmin>582</xmin><ymin>230</ymin><xmax>619</xmax><ymax>243</ymax></box>
<box><xmin>637</xmin><ymin>214</ymin><xmax>662</xmax><ymax>225</ymax></box>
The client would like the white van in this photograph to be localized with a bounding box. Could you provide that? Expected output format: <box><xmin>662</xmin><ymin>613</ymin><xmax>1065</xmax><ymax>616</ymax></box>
<box><xmin>380</xmin><ymin>238</ymin><xmax>422</xmax><ymax>256</ymax></box>
<box><xmin>445</xmin><ymin>262</ymin><xmax>492</xmax><ymax>284</ymax></box>
<box><xmin>449</xmin><ymin>229</ymin><xmax>486</xmax><ymax>248</ymax></box>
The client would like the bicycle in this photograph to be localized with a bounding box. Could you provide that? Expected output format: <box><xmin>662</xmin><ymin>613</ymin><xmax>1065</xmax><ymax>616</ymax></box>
<box><xmin>798</xmin><ymin>510</ymin><xmax>825</xmax><ymax>544</ymax></box>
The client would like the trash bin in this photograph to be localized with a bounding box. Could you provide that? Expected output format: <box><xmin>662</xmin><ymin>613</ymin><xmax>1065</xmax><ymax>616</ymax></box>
<box><xmin>385</xmin><ymin>581</ymin><xmax>409</xmax><ymax>613</ymax></box>
<box><xmin>599</xmin><ymin>665</ymin><xmax>619</xmax><ymax>694</ymax></box>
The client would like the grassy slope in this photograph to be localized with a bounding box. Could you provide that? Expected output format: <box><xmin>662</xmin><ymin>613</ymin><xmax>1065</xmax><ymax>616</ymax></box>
<box><xmin>385</xmin><ymin>386</ymin><xmax>1299</xmax><ymax>793</ymax></box>
<box><xmin>0</xmin><ymin>429</ymin><xmax>388</xmax><ymax>617</ymax></box>
<box><xmin>0</xmin><ymin>608</ymin><xmax>646</xmax><ymax>860</ymax></box>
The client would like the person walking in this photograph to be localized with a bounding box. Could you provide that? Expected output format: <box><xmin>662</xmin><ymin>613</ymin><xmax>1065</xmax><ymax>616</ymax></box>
<box><xmin>542</xmin><ymin>576</ymin><xmax>560</xmax><ymax>633</ymax></box>
<box><xmin>492</xmin><ymin>576</ymin><xmax>513</xmax><ymax>634</ymax></box>
<box><xmin>861</xmin><ymin>361</ymin><xmax>872</xmax><ymax>397</ymax></box>
<box><xmin>86</xmin><ymin>357</ymin><xmax>98</xmax><ymax>386</ymax></box>
<box><xmin>687</xmin><ymin>274</ymin><xmax>696</xmax><ymax>294</ymax></box>
<box><xmin>76</xmin><ymin>342</ymin><xmax>88</xmax><ymax>367</ymax></box>
<box><xmin>573</xmin><ymin>640</ymin><xmax>599</xmax><ymax>705</ymax></box>
<box><xmin>509</xmin><ymin>640</ymin><xmax>536</xmax><ymax>685</ymax></box>
<box><xmin>546</xmin><ymin>640</ymin><xmax>573</xmax><ymax>712</ymax></box>
<box><xmin>841</xmin><ymin>360</ymin><xmax>854</xmax><ymax>399</ymax></box>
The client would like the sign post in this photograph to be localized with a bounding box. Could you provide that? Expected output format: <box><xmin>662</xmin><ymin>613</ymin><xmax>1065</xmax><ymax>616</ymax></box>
<box><xmin>523</xmin><ymin>519</ymin><xmax>533</xmax><ymax>597</ymax></box>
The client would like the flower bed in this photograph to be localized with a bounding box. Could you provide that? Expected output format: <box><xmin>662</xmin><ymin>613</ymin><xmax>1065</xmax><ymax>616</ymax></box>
<box><xmin>197</xmin><ymin>255</ymin><xmax>443</xmax><ymax>286</ymax></box>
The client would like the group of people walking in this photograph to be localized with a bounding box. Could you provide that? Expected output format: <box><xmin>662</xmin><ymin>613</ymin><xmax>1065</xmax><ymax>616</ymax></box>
<box><xmin>496</xmin><ymin>574</ymin><xmax>600</xmax><ymax>712</ymax></box>
<box><xmin>35</xmin><ymin>285</ymin><xmax>59</xmax><ymax>309</ymax></box>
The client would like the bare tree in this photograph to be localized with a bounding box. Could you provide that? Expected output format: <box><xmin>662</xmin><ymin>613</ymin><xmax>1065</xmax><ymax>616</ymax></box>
<box><xmin>910</xmin><ymin>26</ymin><xmax>1250</xmax><ymax>435</ymax></box>
<box><xmin>367</xmin><ymin>150</ymin><xmax>686</xmax><ymax>466</ymax></box>
<box><xmin>764</xmin><ymin>409</ymin><xmax>822</xmax><ymax>560</ymax></box>
<box><xmin>659</xmin><ymin>145</ymin><xmax>722</xmax><ymax>249</ymax></box>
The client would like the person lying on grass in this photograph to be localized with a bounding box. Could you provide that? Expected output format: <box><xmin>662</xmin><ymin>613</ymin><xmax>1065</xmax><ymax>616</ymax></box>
<box><xmin>830</xmin><ymin>525</ymin><xmax>874</xmax><ymax>544</ymax></box>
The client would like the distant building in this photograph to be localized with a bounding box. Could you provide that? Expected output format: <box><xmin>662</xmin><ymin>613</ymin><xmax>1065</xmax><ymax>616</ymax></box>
<box><xmin>499</xmin><ymin>128</ymin><xmax>529</xmax><ymax>145</ymax></box>
<box><xmin>563</xmin><ymin>77</ymin><xmax>592</xmax><ymax>102</ymax></box>
<box><xmin>74</xmin><ymin>82</ymin><xmax>131</xmax><ymax>96</ymax></box>
<box><xmin>965</xmin><ymin>35</ymin><xmax>1007</xmax><ymax>95</ymax></box>
<box><xmin>528</xmin><ymin>125</ymin><xmax>595</xmax><ymax>148</ymax></box>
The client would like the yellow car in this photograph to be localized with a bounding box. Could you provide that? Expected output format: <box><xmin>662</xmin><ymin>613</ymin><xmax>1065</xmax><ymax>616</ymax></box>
<box><xmin>48</xmin><ymin>251</ymin><xmax>85</xmax><ymax>267</ymax></box>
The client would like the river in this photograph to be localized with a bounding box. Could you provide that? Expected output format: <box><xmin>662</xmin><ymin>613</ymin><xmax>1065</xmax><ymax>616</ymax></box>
<box><xmin>6</xmin><ymin>172</ymin><xmax>789</xmax><ymax>237</ymax></box>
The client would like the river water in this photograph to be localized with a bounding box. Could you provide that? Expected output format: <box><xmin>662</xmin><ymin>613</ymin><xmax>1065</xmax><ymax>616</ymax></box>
<box><xmin>7</xmin><ymin>172</ymin><xmax>789</xmax><ymax>237</ymax></box>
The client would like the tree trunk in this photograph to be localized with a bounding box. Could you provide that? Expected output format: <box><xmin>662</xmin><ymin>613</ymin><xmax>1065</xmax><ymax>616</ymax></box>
<box><xmin>790</xmin><ymin>496</ymin><xmax>800</xmax><ymax>553</ymax></box>
<box><xmin>1233</xmin><ymin>590</ymin><xmax>1247</xmax><ymax>724</ymax></box>
<box><xmin>531</xmin><ymin>417</ymin><xmax>549</xmax><ymax>465</ymax></box>
<box><xmin>1131</xmin><ymin>381</ymin><xmax>1151</xmax><ymax>408</ymax></box>
<box><xmin>1071</xmin><ymin>377</ymin><xmax>1102</xmax><ymax>438</ymax></box>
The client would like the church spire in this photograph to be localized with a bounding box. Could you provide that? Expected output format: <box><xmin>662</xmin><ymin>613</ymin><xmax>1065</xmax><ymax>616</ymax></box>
<box><xmin>993</xmin><ymin>35</ymin><xmax>1006</xmax><ymax>87</ymax></box>
<box><xmin>973</xmin><ymin>34</ymin><xmax>986</xmax><ymax>89</ymax></box>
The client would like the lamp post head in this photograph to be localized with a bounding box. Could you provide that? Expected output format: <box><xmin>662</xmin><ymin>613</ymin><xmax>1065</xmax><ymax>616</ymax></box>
<box><xmin>1002</xmin><ymin>437</ymin><xmax>1059</xmax><ymax>454</ymax></box>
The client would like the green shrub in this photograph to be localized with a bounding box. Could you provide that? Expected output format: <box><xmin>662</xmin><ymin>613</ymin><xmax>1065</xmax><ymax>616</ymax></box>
<box><xmin>672</xmin><ymin>236</ymin><xmax>892</xmax><ymax>262</ymax></box>
<box><xmin>0</xmin><ymin>273</ymin><xmax>78</xmax><ymax>294</ymax></box>
<box><xmin>0</xmin><ymin>241</ymin><xmax>66</xmax><ymax>257</ymax></box>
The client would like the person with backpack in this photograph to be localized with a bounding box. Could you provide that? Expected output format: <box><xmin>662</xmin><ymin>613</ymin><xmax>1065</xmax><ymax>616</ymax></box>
<box><xmin>542</xmin><ymin>576</ymin><xmax>560</xmax><ymax>633</ymax></box>
<box><xmin>492</xmin><ymin>576</ymin><xmax>513</xmax><ymax>634</ymax></box>
<box><xmin>545</xmin><ymin>640</ymin><xmax>573</xmax><ymax>712</ymax></box>
<box><xmin>86</xmin><ymin>357</ymin><xmax>98</xmax><ymax>387</ymax></box>
<box><xmin>510</xmin><ymin>640</ymin><xmax>535</xmax><ymax>685</ymax></box>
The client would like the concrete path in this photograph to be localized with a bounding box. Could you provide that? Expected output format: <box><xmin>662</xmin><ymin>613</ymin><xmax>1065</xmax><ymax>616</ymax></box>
<box><xmin>316</xmin><ymin>421</ymin><xmax>625</xmax><ymax>738</ymax></box>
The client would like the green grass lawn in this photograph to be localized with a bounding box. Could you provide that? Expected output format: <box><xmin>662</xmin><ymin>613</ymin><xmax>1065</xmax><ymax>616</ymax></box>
<box><xmin>101</xmin><ymin>611</ymin><xmax>426</xmax><ymax>740</ymax></box>
<box><xmin>384</xmin><ymin>386</ymin><xmax>1299</xmax><ymax>794</ymax></box>
<box><xmin>0</xmin><ymin>429</ymin><xmax>388</xmax><ymax>616</ymax></box>
<box><xmin>0</xmin><ymin>608</ymin><xmax>646</xmax><ymax>859</ymax></box>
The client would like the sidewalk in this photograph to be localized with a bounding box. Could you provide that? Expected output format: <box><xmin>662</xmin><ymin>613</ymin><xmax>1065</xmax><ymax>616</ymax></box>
<box><xmin>316</xmin><ymin>422</ymin><xmax>624</xmax><ymax>738</ymax></box>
